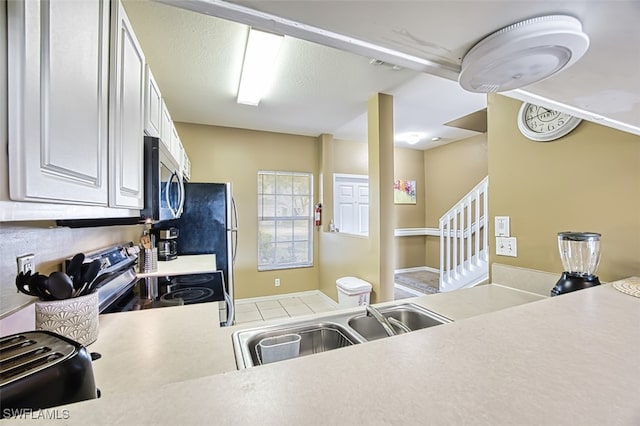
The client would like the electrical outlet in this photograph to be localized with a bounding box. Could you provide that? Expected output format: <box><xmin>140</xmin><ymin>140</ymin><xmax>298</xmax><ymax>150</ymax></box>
<box><xmin>275</xmin><ymin>278</ymin><xmax>281</xmax><ymax>287</ymax></box>
<box><xmin>17</xmin><ymin>254</ymin><xmax>35</xmax><ymax>275</ymax></box>
<box><xmin>496</xmin><ymin>237</ymin><xmax>517</xmax><ymax>257</ymax></box>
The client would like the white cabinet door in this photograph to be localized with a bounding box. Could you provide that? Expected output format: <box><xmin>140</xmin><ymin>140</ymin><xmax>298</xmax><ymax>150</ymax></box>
<box><xmin>109</xmin><ymin>1</ymin><xmax>145</xmax><ymax>208</ymax></box>
<box><xmin>171</xmin><ymin>126</ymin><xmax>181</xmax><ymax>165</ymax></box>
<box><xmin>144</xmin><ymin>65</ymin><xmax>161</xmax><ymax>138</ymax></box>
<box><xmin>7</xmin><ymin>0</ymin><xmax>109</xmax><ymax>205</ymax></box>
<box><xmin>160</xmin><ymin>100</ymin><xmax>173</xmax><ymax>152</ymax></box>
<box><xmin>183</xmin><ymin>152</ymin><xmax>191</xmax><ymax>181</ymax></box>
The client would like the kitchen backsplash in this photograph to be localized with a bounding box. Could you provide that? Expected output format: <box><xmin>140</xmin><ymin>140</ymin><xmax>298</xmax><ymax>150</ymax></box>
<box><xmin>491</xmin><ymin>263</ymin><xmax>558</xmax><ymax>296</ymax></box>
<box><xmin>0</xmin><ymin>221</ymin><xmax>143</xmax><ymax>318</ymax></box>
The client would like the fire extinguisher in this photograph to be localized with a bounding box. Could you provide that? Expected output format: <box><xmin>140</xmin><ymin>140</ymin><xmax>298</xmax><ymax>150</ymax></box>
<box><xmin>314</xmin><ymin>203</ymin><xmax>322</xmax><ymax>226</ymax></box>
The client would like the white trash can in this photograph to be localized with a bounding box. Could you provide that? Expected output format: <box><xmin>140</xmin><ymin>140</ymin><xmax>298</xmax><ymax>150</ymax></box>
<box><xmin>336</xmin><ymin>276</ymin><xmax>372</xmax><ymax>307</ymax></box>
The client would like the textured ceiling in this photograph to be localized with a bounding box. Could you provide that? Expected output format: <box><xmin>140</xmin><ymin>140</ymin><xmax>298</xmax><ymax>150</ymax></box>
<box><xmin>123</xmin><ymin>0</ymin><xmax>487</xmax><ymax>150</ymax></box>
<box><xmin>227</xmin><ymin>0</ymin><xmax>640</xmax><ymax>136</ymax></box>
<box><xmin>126</xmin><ymin>0</ymin><xmax>640</xmax><ymax>151</ymax></box>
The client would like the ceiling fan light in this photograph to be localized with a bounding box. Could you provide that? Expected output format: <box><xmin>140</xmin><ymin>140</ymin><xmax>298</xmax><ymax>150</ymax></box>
<box><xmin>237</xmin><ymin>28</ymin><xmax>284</xmax><ymax>106</ymax></box>
<box><xmin>459</xmin><ymin>15</ymin><xmax>589</xmax><ymax>93</ymax></box>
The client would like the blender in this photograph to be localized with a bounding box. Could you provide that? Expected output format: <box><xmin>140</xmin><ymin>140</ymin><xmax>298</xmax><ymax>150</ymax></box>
<box><xmin>551</xmin><ymin>231</ymin><xmax>601</xmax><ymax>296</ymax></box>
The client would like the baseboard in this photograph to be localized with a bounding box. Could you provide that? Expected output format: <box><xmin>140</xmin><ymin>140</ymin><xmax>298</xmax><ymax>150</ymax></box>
<box><xmin>235</xmin><ymin>290</ymin><xmax>338</xmax><ymax>307</ymax></box>
<box><xmin>393</xmin><ymin>283</ymin><xmax>428</xmax><ymax>297</ymax></box>
<box><xmin>394</xmin><ymin>227</ymin><xmax>439</xmax><ymax>237</ymax></box>
<box><xmin>394</xmin><ymin>266</ymin><xmax>440</xmax><ymax>274</ymax></box>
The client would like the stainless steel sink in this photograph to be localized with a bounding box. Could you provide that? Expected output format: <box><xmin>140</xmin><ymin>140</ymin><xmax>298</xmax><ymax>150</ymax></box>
<box><xmin>232</xmin><ymin>303</ymin><xmax>452</xmax><ymax>369</ymax></box>
<box><xmin>348</xmin><ymin>303</ymin><xmax>451</xmax><ymax>341</ymax></box>
<box><xmin>233</xmin><ymin>317</ymin><xmax>362</xmax><ymax>369</ymax></box>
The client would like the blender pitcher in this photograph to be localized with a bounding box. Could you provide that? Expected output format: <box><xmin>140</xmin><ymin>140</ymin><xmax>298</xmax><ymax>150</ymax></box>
<box><xmin>551</xmin><ymin>232</ymin><xmax>602</xmax><ymax>296</ymax></box>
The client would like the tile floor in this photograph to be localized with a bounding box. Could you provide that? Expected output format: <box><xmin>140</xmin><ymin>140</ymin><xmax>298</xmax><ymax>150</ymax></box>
<box><xmin>234</xmin><ymin>285</ymin><xmax>429</xmax><ymax>325</ymax></box>
<box><xmin>234</xmin><ymin>292</ymin><xmax>339</xmax><ymax>325</ymax></box>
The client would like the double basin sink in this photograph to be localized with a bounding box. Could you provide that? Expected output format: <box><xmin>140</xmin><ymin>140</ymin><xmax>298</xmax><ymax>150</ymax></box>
<box><xmin>232</xmin><ymin>303</ymin><xmax>451</xmax><ymax>369</ymax></box>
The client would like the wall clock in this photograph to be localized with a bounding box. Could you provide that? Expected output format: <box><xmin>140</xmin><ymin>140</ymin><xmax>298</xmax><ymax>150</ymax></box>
<box><xmin>517</xmin><ymin>103</ymin><xmax>582</xmax><ymax>142</ymax></box>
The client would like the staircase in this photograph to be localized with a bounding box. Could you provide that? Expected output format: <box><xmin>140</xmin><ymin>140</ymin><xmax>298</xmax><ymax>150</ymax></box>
<box><xmin>439</xmin><ymin>177</ymin><xmax>489</xmax><ymax>292</ymax></box>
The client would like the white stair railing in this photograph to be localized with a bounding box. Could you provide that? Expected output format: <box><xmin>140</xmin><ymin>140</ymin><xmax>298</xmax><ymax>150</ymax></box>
<box><xmin>439</xmin><ymin>177</ymin><xmax>489</xmax><ymax>292</ymax></box>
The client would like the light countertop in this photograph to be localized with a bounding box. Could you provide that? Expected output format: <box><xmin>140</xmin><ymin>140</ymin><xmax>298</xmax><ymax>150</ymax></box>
<box><xmin>85</xmin><ymin>283</ymin><xmax>545</xmax><ymax>396</ymax></box>
<box><xmin>87</xmin><ymin>303</ymin><xmax>236</xmax><ymax>396</ymax></box>
<box><xmin>136</xmin><ymin>254</ymin><xmax>217</xmax><ymax>278</ymax></box>
<box><xmin>12</xmin><ymin>281</ymin><xmax>640</xmax><ymax>424</ymax></box>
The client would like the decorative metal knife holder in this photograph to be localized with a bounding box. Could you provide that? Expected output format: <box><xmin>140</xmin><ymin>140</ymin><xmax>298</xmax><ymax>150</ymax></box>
<box><xmin>138</xmin><ymin>248</ymin><xmax>158</xmax><ymax>273</ymax></box>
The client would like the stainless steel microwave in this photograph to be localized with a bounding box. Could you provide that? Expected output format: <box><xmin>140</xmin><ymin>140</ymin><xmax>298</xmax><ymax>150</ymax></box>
<box><xmin>141</xmin><ymin>136</ymin><xmax>184</xmax><ymax>222</ymax></box>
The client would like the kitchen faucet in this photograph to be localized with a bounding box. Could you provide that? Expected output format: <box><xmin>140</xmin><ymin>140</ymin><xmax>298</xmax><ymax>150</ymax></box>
<box><xmin>388</xmin><ymin>317</ymin><xmax>411</xmax><ymax>333</ymax></box>
<box><xmin>365</xmin><ymin>305</ymin><xmax>397</xmax><ymax>337</ymax></box>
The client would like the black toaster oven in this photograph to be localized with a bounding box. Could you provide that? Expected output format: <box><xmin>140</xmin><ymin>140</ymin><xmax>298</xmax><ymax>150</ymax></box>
<box><xmin>0</xmin><ymin>331</ymin><xmax>99</xmax><ymax>418</ymax></box>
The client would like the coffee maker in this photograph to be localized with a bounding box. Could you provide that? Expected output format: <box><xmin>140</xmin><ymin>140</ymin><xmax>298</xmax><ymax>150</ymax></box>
<box><xmin>551</xmin><ymin>231</ymin><xmax>601</xmax><ymax>296</ymax></box>
<box><xmin>154</xmin><ymin>227</ymin><xmax>178</xmax><ymax>261</ymax></box>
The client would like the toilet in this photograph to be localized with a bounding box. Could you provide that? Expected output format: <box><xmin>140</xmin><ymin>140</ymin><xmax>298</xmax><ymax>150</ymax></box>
<box><xmin>336</xmin><ymin>277</ymin><xmax>372</xmax><ymax>307</ymax></box>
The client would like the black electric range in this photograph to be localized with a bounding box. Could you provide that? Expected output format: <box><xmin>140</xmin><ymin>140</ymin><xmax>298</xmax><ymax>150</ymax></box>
<box><xmin>102</xmin><ymin>272</ymin><xmax>226</xmax><ymax>313</ymax></box>
<box><xmin>76</xmin><ymin>243</ymin><xmax>227</xmax><ymax>320</ymax></box>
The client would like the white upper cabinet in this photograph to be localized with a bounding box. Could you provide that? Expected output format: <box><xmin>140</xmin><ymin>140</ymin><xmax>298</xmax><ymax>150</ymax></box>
<box><xmin>160</xmin><ymin>100</ymin><xmax>173</xmax><ymax>151</ymax></box>
<box><xmin>7</xmin><ymin>0</ymin><xmax>110</xmax><ymax>205</ymax></box>
<box><xmin>109</xmin><ymin>1</ymin><xmax>145</xmax><ymax>209</ymax></box>
<box><xmin>182</xmin><ymin>150</ymin><xmax>191</xmax><ymax>181</ymax></box>
<box><xmin>144</xmin><ymin>65</ymin><xmax>161</xmax><ymax>138</ymax></box>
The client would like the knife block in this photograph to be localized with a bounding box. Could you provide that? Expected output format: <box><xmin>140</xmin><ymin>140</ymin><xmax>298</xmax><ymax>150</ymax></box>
<box><xmin>138</xmin><ymin>248</ymin><xmax>158</xmax><ymax>273</ymax></box>
<box><xmin>35</xmin><ymin>291</ymin><xmax>99</xmax><ymax>346</ymax></box>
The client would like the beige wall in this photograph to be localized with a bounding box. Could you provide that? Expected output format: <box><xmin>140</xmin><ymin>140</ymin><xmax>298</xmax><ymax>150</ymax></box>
<box><xmin>318</xmin><ymin>94</ymin><xmax>396</xmax><ymax>303</ymax></box>
<box><xmin>333</xmin><ymin>139</ymin><xmax>368</xmax><ymax>175</ymax></box>
<box><xmin>328</xmin><ymin>139</ymin><xmax>427</xmax><ymax>270</ymax></box>
<box><xmin>0</xmin><ymin>222</ymin><xmax>143</xmax><ymax>317</ymax></box>
<box><xmin>394</xmin><ymin>147</ymin><xmax>428</xmax><ymax>268</ymax></box>
<box><xmin>424</xmin><ymin>134</ymin><xmax>489</xmax><ymax>268</ymax></box>
<box><xmin>488</xmin><ymin>94</ymin><xmax>640</xmax><ymax>282</ymax></box>
<box><xmin>175</xmin><ymin>122</ymin><xmax>320</xmax><ymax>299</ymax></box>
<box><xmin>318</xmin><ymin>135</ymin><xmax>378</xmax><ymax>301</ymax></box>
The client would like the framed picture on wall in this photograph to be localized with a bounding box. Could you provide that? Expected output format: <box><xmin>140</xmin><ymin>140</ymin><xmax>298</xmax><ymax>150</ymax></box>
<box><xmin>394</xmin><ymin>180</ymin><xmax>416</xmax><ymax>204</ymax></box>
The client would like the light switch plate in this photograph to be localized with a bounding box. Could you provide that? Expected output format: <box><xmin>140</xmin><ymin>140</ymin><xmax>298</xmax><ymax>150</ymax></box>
<box><xmin>494</xmin><ymin>216</ymin><xmax>510</xmax><ymax>237</ymax></box>
<box><xmin>496</xmin><ymin>237</ymin><xmax>517</xmax><ymax>257</ymax></box>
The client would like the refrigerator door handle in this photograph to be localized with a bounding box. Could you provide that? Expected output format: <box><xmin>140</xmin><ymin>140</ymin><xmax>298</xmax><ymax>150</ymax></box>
<box><xmin>231</xmin><ymin>196</ymin><xmax>238</xmax><ymax>231</ymax></box>
<box><xmin>231</xmin><ymin>196</ymin><xmax>238</xmax><ymax>264</ymax></box>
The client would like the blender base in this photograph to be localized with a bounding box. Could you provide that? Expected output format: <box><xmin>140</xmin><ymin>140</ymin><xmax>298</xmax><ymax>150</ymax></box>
<box><xmin>551</xmin><ymin>272</ymin><xmax>601</xmax><ymax>296</ymax></box>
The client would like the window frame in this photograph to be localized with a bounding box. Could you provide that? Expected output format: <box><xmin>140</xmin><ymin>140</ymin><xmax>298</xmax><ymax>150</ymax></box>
<box><xmin>257</xmin><ymin>170</ymin><xmax>314</xmax><ymax>271</ymax></box>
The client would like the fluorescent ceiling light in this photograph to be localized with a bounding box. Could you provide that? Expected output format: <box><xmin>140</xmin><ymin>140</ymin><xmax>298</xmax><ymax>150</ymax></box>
<box><xmin>237</xmin><ymin>28</ymin><xmax>284</xmax><ymax>106</ymax></box>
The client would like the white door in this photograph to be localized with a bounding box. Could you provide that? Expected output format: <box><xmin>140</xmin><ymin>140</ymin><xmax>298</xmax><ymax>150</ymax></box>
<box><xmin>333</xmin><ymin>174</ymin><xmax>369</xmax><ymax>235</ymax></box>
<box><xmin>7</xmin><ymin>0</ymin><xmax>110</xmax><ymax>205</ymax></box>
<box><xmin>109</xmin><ymin>0</ymin><xmax>145</xmax><ymax>208</ymax></box>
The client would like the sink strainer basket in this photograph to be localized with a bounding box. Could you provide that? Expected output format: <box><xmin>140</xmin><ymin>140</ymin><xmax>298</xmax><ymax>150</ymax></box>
<box><xmin>256</xmin><ymin>333</ymin><xmax>301</xmax><ymax>365</ymax></box>
<box><xmin>255</xmin><ymin>327</ymin><xmax>357</xmax><ymax>365</ymax></box>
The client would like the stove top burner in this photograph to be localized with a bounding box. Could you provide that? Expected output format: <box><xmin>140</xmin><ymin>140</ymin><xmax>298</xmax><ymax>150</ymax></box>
<box><xmin>170</xmin><ymin>274</ymin><xmax>215</xmax><ymax>286</ymax></box>
<box><xmin>159</xmin><ymin>286</ymin><xmax>215</xmax><ymax>306</ymax></box>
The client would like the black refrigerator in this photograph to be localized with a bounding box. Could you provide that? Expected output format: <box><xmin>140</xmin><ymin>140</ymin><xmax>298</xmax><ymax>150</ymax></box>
<box><xmin>164</xmin><ymin>182</ymin><xmax>237</xmax><ymax>325</ymax></box>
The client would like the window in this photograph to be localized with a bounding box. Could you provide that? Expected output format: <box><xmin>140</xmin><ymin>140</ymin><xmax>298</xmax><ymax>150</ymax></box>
<box><xmin>258</xmin><ymin>171</ymin><xmax>313</xmax><ymax>270</ymax></box>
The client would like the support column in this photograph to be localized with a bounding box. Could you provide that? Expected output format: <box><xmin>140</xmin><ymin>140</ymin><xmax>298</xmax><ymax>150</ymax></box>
<box><xmin>368</xmin><ymin>93</ymin><xmax>395</xmax><ymax>303</ymax></box>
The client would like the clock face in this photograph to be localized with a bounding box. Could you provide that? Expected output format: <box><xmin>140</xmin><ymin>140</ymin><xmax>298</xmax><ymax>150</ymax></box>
<box><xmin>517</xmin><ymin>103</ymin><xmax>582</xmax><ymax>142</ymax></box>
